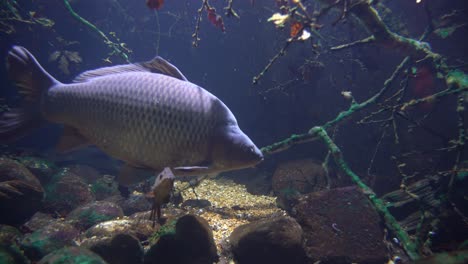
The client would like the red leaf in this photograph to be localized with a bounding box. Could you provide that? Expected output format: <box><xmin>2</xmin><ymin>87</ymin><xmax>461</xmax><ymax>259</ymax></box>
<box><xmin>207</xmin><ymin>7</ymin><xmax>225</xmax><ymax>32</ymax></box>
<box><xmin>290</xmin><ymin>21</ymin><xmax>302</xmax><ymax>37</ymax></box>
<box><xmin>146</xmin><ymin>0</ymin><xmax>164</xmax><ymax>10</ymax></box>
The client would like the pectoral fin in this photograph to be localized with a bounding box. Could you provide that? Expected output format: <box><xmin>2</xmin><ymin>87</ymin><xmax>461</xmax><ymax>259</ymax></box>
<box><xmin>173</xmin><ymin>166</ymin><xmax>210</xmax><ymax>174</ymax></box>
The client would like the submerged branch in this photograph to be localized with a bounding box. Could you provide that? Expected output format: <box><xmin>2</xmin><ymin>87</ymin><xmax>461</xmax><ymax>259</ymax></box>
<box><xmin>252</xmin><ymin>38</ymin><xmax>295</xmax><ymax>85</ymax></box>
<box><xmin>63</xmin><ymin>0</ymin><xmax>130</xmax><ymax>62</ymax></box>
<box><xmin>330</xmin><ymin>35</ymin><xmax>375</xmax><ymax>50</ymax></box>
<box><xmin>310</xmin><ymin>126</ymin><xmax>420</xmax><ymax>260</ymax></box>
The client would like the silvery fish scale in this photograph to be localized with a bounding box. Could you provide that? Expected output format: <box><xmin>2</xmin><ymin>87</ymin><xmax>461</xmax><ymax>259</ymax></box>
<box><xmin>44</xmin><ymin>71</ymin><xmax>230</xmax><ymax>170</ymax></box>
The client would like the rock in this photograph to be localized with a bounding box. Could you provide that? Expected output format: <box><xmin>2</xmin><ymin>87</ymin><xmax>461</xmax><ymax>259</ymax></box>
<box><xmin>0</xmin><ymin>157</ymin><xmax>44</xmax><ymax>225</ymax></box>
<box><xmin>16</xmin><ymin>156</ymin><xmax>57</xmax><ymax>184</ymax></box>
<box><xmin>144</xmin><ymin>214</ymin><xmax>218</xmax><ymax>264</ymax></box>
<box><xmin>0</xmin><ymin>225</ymin><xmax>22</xmax><ymax>244</ymax></box>
<box><xmin>91</xmin><ymin>175</ymin><xmax>120</xmax><ymax>200</ymax></box>
<box><xmin>38</xmin><ymin>246</ymin><xmax>107</xmax><ymax>264</ymax></box>
<box><xmin>229</xmin><ymin>216</ymin><xmax>307</xmax><ymax>264</ymax></box>
<box><xmin>0</xmin><ymin>225</ymin><xmax>29</xmax><ymax>264</ymax></box>
<box><xmin>81</xmin><ymin>219</ymin><xmax>154</xmax><ymax>242</ymax></box>
<box><xmin>181</xmin><ymin>199</ymin><xmax>211</xmax><ymax>209</ymax></box>
<box><xmin>120</xmin><ymin>192</ymin><xmax>151</xmax><ymax>216</ymax></box>
<box><xmin>272</xmin><ymin>159</ymin><xmax>335</xmax><ymax>212</ymax></box>
<box><xmin>221</xmin><ymin>168</ymin><xmax>272</xmax><ymax>195</ymax></box>
<box><xmin>84</xmin><ymin>233</ymin><xmax>143</xmax><ymax>264</ymax></box>
<box><xmin>21</xmin><ymin>221</ymin><xmax>79</xmax><ymax>261</ymax></box>
<box><xmin>174</xmin><ymin>214</ymin><xmax>218</xmax><ymax>262</ymax></box>
<box><xmin>272</xmin><ymin>159</ymin><xmax>329</xmax><ymax>195</ymax></box>
<box><xmin>43</xmin><ymin>168</ymin><xmax>95</xmax><ymax>215</ymax></box>
<box><xmin>293</xmin><ymin>186</ymin><xmax>387</xmax><ymax>263</ymax></box>
<box><xmin>22</xmin><ymin>212</ymin><xmax>56</xmax><ymax>232</ymax></box>
<box><xmin>129</xmin><ymin>207</ymin><xmax>186</xmax><ymax>226</ymax></box>
<box><xmin>414</xmin><ymin>250</ymin><xmax>468</xmax><ymax>264</ymax></box>
<box><xmin>68</xmin><ymin>164</ymin><xmax>102</xmax><ymax>184</ymax></box>
<box><xmin>66</xmin><ymin>201</ymin><xmax>124</xmax><ymax>231</ymax></box>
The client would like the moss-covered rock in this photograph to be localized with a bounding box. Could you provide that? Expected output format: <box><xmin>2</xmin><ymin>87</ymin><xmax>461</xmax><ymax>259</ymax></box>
<box><xmin>38</xmin><ymin>246</ymin><xmax>107</xmax><ymax>264</ymax></box>
<box><xmin>43</xmin><ymin>168</ymin><xmax>94</xmax><ymax>215</ymax></box>
<box><xmin>0</xmin><ymin>224</ymin><xmax>29</xmax><ymax>264</ymax></box>
<box><xmin>229</xmin><ymin>216</ymin><xmax>307</xmax><ymax>264</ymax></box>
<box><xmin>84</xmin><ymin>233</ymin><xmax>143</xmax><ymax>264</ymax></box>
<box><xmin>144</xmin><ymin>214</ymin><xmax>218</xmax><ymax>264</ymax></box>
<box><xmin>0</xmin><ymin>157</ymin><xmax>44</xmax><ymax>226</ymax></box>
<box><xmin>21</xmin><ymin>221</ymin><xmax>79</xmax><ymax>261</ymax></box>
<box><xmin>81</xmin><ymin>219</ymin><xmax>154</xmax><ymax>243</ymax></box>
<box><xmin>68</xmin><ymin>165</ymin><xmax>102</xmax><ymax>184</ymax></box>
<box><xmin>293</xmin><ymin>186</ymin><xmax>387</xmax><ymax>263</ymax></box>
<box><xmin>91</xmin><ymin>175</ymin><xmax>119</xmax><ymax>200</ymax></box>
<box><xmin>66</xmin><ymin>201</ymin><xmax>124</xmax><ymax>231</ymax></box>
<box><xmin>23</xmin><ymin>212</ymin><xmax>56</xmax><ymax>232</ymax></box>
<box><xmin>16</xmin><ymin>156</ymin><xmax>57</xmax><ymax>184</ymax></box>
<box><xmin>119</xmin><ymin>192</ymin><xmax>151</xmax><ymax>216</ymax></box>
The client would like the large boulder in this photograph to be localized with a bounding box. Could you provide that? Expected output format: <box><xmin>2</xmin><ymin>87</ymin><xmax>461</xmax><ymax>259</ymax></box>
<box><xmin>22</xmin><ymin>212</ymin><xmax>56</xmax><ymax>232</ymax></box>
<box><xmin>43</xmin><ymin>168</ymin><xmax>95</xmax><ymax>215</ymax></box>
<box><xmin>38</xmin><ymin>246</ymin><xmax>107</xmax><ymax>264</ymax></box>
<box><xmin>144</xmin><ymin>214</ymin><xmax>218</xmax><ymax>264</ymax></box>
<box><xmin>414</xmin><ymin>250</ymin><xmax>468</xmax><ymax>264</ymax></box>
<box><xmin>66</xmin><ymin>201</ymin><xmax>124</xmax><ymax>231</ymax></box>
<box><xmin>91</xmin><ymin>175</ymin><xmax>120</xmax><ymax>200</ymax></box>
<box><xmin>16</xmin><ymin>156</ymin><xmax>57</xmax><ymax>184</ymax></box>
<box><xmin>21</xmin><ymin>221</ymin><xmax>79</xmax><ymax>261</ymax></box>
<box><xmin>0</xmin><ymin>225</ymin><xmax>28</xmax><ymax>264</ymax></box>
<box><xmin>229</xmin><ymin>216</ymin><xmax>307</xmax><ymax>264</ymax></box>
<box><xmin>293</xmin><ymin>186</ymin><xmax>387</xmax><ymax>263</ymax></box>
<box><xmin>68</xmin><ymin>164</ymin><xmax>102</xmax><ymax>184</ymax></box>
<box><xmin>272</xmin><ymin>159</ymin><xmax>329</xmax><ymax>195</ymax></box>
<box><xmin>272</xmin><ymin>159</ymin><xmax>332</xmax><ymax>211</ymax></box>
<box><xmin>0</xmin><ymin>157</ymin><xmax>44</xmax><ymax>225</ymax></box>
<box><xmin>84</xmin><ymin>233</ymin><xmax>143</xmax><ymax>264</ymax></box>
<box><xmin>81</xmin><ymin>219</ymin><xmax>154</xmax><ymax>242</ymax></box>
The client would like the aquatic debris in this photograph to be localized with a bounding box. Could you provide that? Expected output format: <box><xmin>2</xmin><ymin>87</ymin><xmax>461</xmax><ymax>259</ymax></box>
<box><xmin>48</xmin><ymin>50</ymin><xmax>82</xmax><ymax>75</ymax></box>
<box><xmin>341</xmin><ymin>91</ymin><xmax>353</xmax><ymax>100</ymax></box>
<box><xmin>267</xmin><ymin>13</ymin><xmax>289</xmax><ymax>27</ymax></box>
<box><xmin>146</xmin><ymin>0</ymin><xmax>164</xmax><ymax>10</ymax></box>
<box><xmin>29</xmin><ymin>11</ymin><xmax>54</xmax><ymax>28</ymax></box>
<box><xmin>297</xmin><ymin>29</ymin><xmax>310</xmax><ymax>41</ymax></box>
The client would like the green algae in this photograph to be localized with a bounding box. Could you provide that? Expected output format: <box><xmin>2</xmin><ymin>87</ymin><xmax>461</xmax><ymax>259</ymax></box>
<box><xmin>148</xmin><ymin>219</ymin><xmax>177</xmax><ymax>245</ymax></box>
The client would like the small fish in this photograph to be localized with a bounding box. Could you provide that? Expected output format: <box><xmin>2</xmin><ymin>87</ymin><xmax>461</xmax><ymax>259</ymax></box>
<box><xmin>146</xmin><ymin>167</ymin><xmax>175</xmax><ymax>227</ymax></box>
<box><xmin>1</xmin><ymin>46</ymin><xmax>264</xmax><ymax>186</ymax></box>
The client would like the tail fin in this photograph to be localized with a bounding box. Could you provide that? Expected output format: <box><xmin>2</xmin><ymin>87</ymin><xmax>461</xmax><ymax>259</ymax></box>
<box><xmin>0</xmin><ymin>46</ymin><xmax>58</xmax><ymax>142</ymax></box>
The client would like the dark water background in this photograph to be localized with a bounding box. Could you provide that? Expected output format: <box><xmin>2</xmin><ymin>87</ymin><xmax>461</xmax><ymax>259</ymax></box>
<box><xmin>0</xmin><ymin>0</ymin><xmax>467</xmax><ymax>195</ymax></box>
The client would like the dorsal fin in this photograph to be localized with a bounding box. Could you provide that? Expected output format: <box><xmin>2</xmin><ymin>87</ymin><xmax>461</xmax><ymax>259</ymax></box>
<box><xmin>73</xmin><ymin>56</ymin><xmax>188</xmax><ymax>83</ymax></box>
